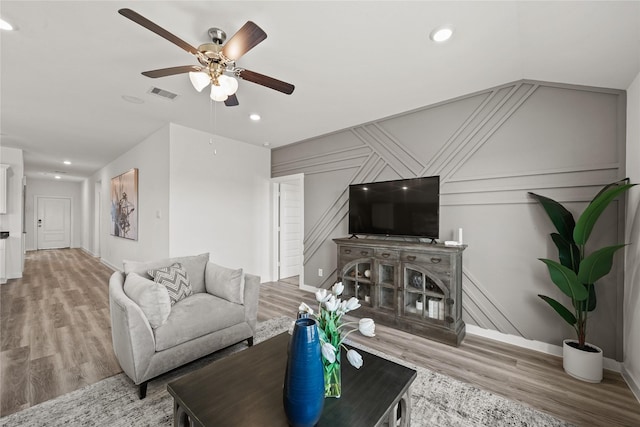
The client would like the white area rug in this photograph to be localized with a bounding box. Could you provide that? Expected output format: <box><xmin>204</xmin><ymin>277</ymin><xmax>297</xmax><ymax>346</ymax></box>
<box><xmin>0</xmin><ymin>317</ymin><xmax>573</xmax><ymax>426</ymax></box>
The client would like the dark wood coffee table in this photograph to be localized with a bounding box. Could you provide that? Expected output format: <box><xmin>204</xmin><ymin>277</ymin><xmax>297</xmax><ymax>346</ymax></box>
<box><xmin>167</xmin><ymin>332</ymin><xmax>416</xmax><ymax>426</ymax></box>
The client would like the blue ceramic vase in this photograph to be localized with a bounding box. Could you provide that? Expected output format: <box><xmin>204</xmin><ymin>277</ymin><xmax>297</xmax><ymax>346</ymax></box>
<box><xmin>283</xmin><ymin>318</ymin><xmax>325</xmax><ymax>427</ymax></box>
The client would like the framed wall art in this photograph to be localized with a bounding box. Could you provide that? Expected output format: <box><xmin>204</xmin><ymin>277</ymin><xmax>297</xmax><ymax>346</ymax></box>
<box><xmin>110</xmin><ymin>168</ymin><xmax>138</xmax><ymax>240</ymax></box>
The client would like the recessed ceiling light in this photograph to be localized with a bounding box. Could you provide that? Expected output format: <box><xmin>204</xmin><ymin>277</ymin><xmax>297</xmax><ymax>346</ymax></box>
<box><xmin>63</xmin><ymin>160</ymin><xmax>71</xmax><ymax>165</ymax></box>
<box><xmin>263</xmin><ymin>142</ymin><xmax>270</xmax><ymax>147</ymax></box>
<box><xmin>249</xmin><ymin>113</ymin><xmax>261</xmax><ymax>121</ymax></box>
<box><xmin>54</xmin><ymin>175</ymin><xmax>61</xmax><ymax>180</ymax></box>
<box><xmin>122</xmin><ymin>95</ymin><xmax>145</xmax><ymax>104</ymax></box>
<box><xmin>0</xmin><ymin>18</ymin><xmax>14</xmax><ymax>31</ymax></box>
<box><xmin>430</xmin><ymin>27</ymin><xmax>453</xmax><ymax>42</ymax></box>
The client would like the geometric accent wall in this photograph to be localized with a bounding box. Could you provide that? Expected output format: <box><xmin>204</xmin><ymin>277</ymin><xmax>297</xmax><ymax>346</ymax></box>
<box><xmin>272</xmin><ymin>80</ymin><xmax>627</xmax><ymax>360</ymax></box>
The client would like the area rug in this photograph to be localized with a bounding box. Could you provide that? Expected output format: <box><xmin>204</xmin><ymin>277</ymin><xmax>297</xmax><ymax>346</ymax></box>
<box><xmin>0</xmin><ymin>317</ymin><xmax>573</xmax><ymax>426</ymax></box>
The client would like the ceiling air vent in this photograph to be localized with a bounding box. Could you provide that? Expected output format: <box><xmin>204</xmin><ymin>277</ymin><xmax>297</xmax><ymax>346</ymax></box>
<box><xmin>148</xmin><ymin>86</ymin><xmax>178</xmax><ymax>100</ymax></box>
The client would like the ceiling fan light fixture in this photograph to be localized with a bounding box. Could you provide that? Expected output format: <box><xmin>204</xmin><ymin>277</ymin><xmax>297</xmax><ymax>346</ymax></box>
<box><xmin>218</xmin><ymin>75</ymin><xmax>238</xmax><ymax>96</ymax></box>
<box><xmin>189</xmin><ymin>71</ymin><xmax>210</xmax><ymax>92</ymax></box>
<box><xmin>0</xmin><ymin>18</ymin><xmax>14</xmax><ymax>31</ymax></box>
<box><xmin>210</xmin><ymin>84</ymin><xmax>228</xmax><ymax>102</ymax></box>
<box><xmin>430</xmin><ymin>26</ymin><xmax>453</xmax><ymax>42</ymax></box>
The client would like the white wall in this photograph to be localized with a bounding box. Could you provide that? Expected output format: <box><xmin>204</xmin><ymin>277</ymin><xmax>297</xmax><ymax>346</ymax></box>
<box><xmin>0</xmin><ymin>147</ymin><xmax>24</xmax><ymax>278</ymax></box>
<box><xmin>85</xmin><ymin>122</ymin><xmax>271</xmax><ymax>279</ymax></box>
<box><xmin>25</xmin><ymin>178</ymin><xmax>83</xmax><ymax>250</ymax></box>
<box><xmin>624</xmin><ymin>71</ymin><xmax>640</xmax><ymax>398</ymax></box>
<box><xmin>81</xmin><ymin>178</ymin><xmax>91</xmax><ymax>254</ymax></box>
<box><xmin>168</xmin><ymin>124</ymin><xmax>272</xmax><ymax>280</ymax></box>
<box><xmin>89</xmin><ymin>125</ymin><xmax>171</xmax><ymax>270</ymax></box>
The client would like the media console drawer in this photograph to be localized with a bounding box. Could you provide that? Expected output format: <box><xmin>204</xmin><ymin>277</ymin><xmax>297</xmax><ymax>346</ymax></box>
<box><xmin>340</xmin><ymin>245</ymin><xmax>373</xmax><ymax>260</ymax></box>
<box><xmin>400</xmin><ymin>251</ymin><xmax>451</xmax><ymax>269</ymax></box>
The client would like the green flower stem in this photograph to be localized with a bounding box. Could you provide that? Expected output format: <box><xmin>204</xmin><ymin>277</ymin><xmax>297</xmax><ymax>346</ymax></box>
<box><xmin>337</xmin><ymin>327</ymin><xmax>357</xmax><ymax>344</ymax></box>
<box><xmin>324</xmin><ymin>350</ymin><xmax>341</xmax><ymax>398</ymax></box>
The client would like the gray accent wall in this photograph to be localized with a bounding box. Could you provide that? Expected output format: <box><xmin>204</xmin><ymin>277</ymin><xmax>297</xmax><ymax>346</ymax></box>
<box><xmin>272</xmin><ymin>80</ymin><xmax>627</xmax><ymax>360</ymax></box>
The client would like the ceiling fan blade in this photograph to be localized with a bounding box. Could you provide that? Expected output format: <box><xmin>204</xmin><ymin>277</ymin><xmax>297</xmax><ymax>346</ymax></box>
<box><xmin>221</xmin><ymin>21</ymin><xmax>267</xmax><ymax>61</ymax></box>
<box><xmin>237</xmin><ymin>69</ymin><xmax>295</xmax><ymax>95</ymax></box>
<box><xmin>119</xmin><ymin>8</ymin><xmax>199</xmax><ymax>56</ymax></box>
<box><xmin>141</xmin><ymin>65</ymin><xmax>201</xmax><ymax>78</ymax></box>
<box><xmin>224</xmin><ymin>94</ymin><xmax>239</xmax><ymax>107</ymax></box>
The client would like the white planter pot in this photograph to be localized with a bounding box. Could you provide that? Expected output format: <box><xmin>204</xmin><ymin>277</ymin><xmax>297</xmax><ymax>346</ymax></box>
<box><xmin>562</xmin><ymin>339</ymin><xmax>603</xmax><ymax>383</ymax></box>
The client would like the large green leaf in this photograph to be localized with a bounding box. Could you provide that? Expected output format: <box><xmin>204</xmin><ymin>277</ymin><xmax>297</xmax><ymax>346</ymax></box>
<box><xmin>539</xmin><ymin>295</ymin><xmax>577</xmax><ymax>326</ymax></box>
<box><xmin>550</xmin><ymin>233</ymin><xmax>580</xmax><ymax>272</ymax></box>
<box><xmin>586</xmin><ymin>283</ymin><xmax>596</xmax><ymax>312</ymax></box>
<box><xmin>577</xmin><ymin>244</ymin><xmax>627</xmax><ymax>284</ymax></box>
<box><xmin>539</xmin><ymin>258</ymin><xmax>588</xmax><ymax>301</ymax></box>
<box><xmin>590</xmin><ymin>178</ymin><xmax>629</xmax><ymax>202</ymax></box>
<box><xmin>574</xmin><ymin>183</ymin><xmax>636</xmax><ymax>245</ymax></box>
<box><xmin>528</xmin><ymin>192</ymin><xmax>576</xmax><ymax>242</ymax></box>
<box><xmin>571</xmin><ymin>284</ymin><xmax>596</xmax><ymax>312</ymax></box>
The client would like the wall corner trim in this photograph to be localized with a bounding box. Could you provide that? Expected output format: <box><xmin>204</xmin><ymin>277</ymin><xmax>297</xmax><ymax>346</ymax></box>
<box><xmin>621</xmin><ymin>365</ymin><xmax>640</xmax><ymax>403</ymax></box>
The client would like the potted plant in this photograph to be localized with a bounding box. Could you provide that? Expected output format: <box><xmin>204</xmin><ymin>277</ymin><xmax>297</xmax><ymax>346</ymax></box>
<box><xmin>529</xmin><ymin>178</ymin><xmax>636</xmax><ymax>382</ymax></box>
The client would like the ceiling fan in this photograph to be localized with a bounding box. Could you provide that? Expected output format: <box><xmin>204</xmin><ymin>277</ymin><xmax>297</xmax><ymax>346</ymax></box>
<box><xmin>118</xmin><ymin>8</ymin><xmax>295</xmax><ymax>106</ymax></box>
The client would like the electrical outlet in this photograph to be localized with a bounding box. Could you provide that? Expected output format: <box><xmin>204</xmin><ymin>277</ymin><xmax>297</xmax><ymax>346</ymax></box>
<box><xmin>318</xmin><ymin>268</ymin><xmax>323</xmax><ymax>277</ymax></box>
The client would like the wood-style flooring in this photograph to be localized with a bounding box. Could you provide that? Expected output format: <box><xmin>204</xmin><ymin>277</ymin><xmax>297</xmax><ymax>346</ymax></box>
<box><xmin>0</xmin><ymin>249</ymin><xmax>121</xmax><ymax>417</ymax></box>
<box><xmin>260</xmin><ymin>282</ymin><xmax>640</xmax><ymax>427</ymax></box>
<box><xmin>1</xmin><ymin>250</ymin><xmax>639</xmax><ymax>426</ymax></box>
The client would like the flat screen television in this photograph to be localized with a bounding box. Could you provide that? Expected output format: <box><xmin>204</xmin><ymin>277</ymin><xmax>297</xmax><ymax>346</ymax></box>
<box><xmin>348</xmin><ymin>176</ymin><xmax>440</xmax><ymax>239</ymax></box>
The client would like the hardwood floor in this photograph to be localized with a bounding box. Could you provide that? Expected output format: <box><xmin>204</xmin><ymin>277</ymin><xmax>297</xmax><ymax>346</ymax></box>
<box><xmin>1</xmin><ymin>249</ymin><xmax>639</xmax><ymax>425</ymax></box>
<box><xmin>260</xmin><ymin>281</ymin><xmax>640</xmax><ymax>427</ymax></box>
<box><xmin>0</xmin><ymin>249</ymin><xmax>120</xmax><ymax>417</ymax></box>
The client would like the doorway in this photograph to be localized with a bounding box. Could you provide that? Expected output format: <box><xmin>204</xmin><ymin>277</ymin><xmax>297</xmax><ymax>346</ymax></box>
<box><xmin>36</xmin><ymin>196</ymin><xmax>71</xmax><ymax>249</ymax></box>
<box><xmin>272</xmin><ymin>174</ymin><xmax>304</xmax><ymax>285</ymax></box>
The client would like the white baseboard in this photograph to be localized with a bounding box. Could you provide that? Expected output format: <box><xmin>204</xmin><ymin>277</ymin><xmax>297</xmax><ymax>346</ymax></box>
<box><xmin>100</xmin><ymin>258</ymin><xmax>119</xmax><ymax>272</ymax></box>
<box><xmin>465</xmin><ymin>324</ymin><xmax>621</xmax><ymax>372</ymax></box>
<box><xmin>621</xmin><ymin>365</ymin><xmax>640</xmax><ymax>403</ymax></box>
<box><xmin>299</xmin><ymin>283</ymin><xmax>319</xmax><ymax>293</ymax></box>
<box><xmin>80</xmin><ymin>247</ymin><xmax>98</xmax><ymax>258</ymax></box>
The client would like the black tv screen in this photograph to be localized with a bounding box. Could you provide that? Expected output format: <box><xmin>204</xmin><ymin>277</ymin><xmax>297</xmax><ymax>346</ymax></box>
<box><xmin>348</xmin><ymin>176</ymin><xmax>439</xmax><ymax>238</ymax></box>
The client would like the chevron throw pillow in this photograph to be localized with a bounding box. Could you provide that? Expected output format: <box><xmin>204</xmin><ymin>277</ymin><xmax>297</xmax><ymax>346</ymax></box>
<box><xmin>148</xmin><ymin>262</ymin><xmax>193</xmax><ymax>305</ymax></box>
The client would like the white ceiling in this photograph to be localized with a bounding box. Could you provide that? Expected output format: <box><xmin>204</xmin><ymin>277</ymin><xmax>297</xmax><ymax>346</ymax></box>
<box><xmin>1</xmin><ymin>1</ymin><xmax>639</xmax><ymax>181</ymax></box>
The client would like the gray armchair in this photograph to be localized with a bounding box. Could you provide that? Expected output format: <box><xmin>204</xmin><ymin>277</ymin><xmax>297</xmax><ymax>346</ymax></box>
<box><xmin>108</xmin><ymin>253</ymin><xmax>260</xmax><ymax>398</ymax></box>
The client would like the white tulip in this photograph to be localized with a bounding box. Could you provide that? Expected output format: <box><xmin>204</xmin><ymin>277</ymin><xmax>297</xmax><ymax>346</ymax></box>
<box><xmin>315</xmin><ymin>288</ymin><xmax>330</xmax><ymax>303</ymax></box>
<box><xmin>332</xmin><ymin>281</ymin><xmax>344</xmax><ymax>296</ymax></box>
<box><xmin>298</xmin><ymin>302</ymin><xmax>314</xmax><ymax>315</ymax></box>
<box><xmin>347</xmin><ymin>349</ymin><xmax>363</xmax><ymax>369</ymax></box>
<box><xmin>324</xmin><ymin>295</ymin><xmax>340</xmax><ymax>312</ymax></box>
<box><xmin>358</xmin><ymin>318</ymin><xmax>376</xmax><ymax>337</ymax></box>
<box><xmin>321</xmin><ymin>342</ymin><xmax>336</xmax><ymax>363</ymax></box>
<box><xmin>345</xmin><ymin>297</ymin><xmax>361</xmax><ymax>312</ymax></box>
<box><xmin>337</xmin><ymin>300</ymin><xmax>348</xmax><ymax>315</ymax></box>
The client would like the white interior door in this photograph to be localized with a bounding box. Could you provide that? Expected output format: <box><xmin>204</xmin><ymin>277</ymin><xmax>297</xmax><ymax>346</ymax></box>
<box><xmin>278</xmin><ymin>180</ymin><xmax>302</xmax><ymax>279</ymax></box>
<box><xmin>37</xmin><ymin>197</ymin><xmax>71</xmax><ymax>249</ymax></box>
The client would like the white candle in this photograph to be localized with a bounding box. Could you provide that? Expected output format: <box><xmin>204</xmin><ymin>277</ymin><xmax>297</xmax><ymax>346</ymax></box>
<box><xmin>458</xmin><ymin>228</ymin><xmax>463</xmax><ymax>244</ymax></box>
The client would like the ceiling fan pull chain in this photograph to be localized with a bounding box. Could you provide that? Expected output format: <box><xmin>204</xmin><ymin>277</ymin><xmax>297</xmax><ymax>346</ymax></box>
<box><xmin>209</xmin><ymin>99</ymin><xmax>218</xmax><ymax>155</ymax></box>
